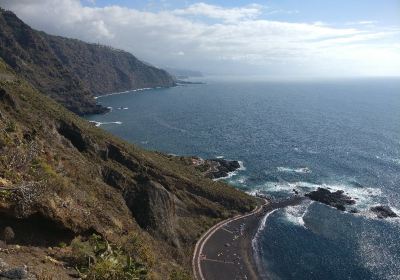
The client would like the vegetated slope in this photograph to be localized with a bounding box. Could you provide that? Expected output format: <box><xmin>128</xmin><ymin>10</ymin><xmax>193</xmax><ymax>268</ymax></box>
<box><xmin>0</xmin><ymin>59</ymin><xmax>257</xmax><ymax>279</ymax></box>
<box><xmin>0</xmin><ymin>8</ymin><xmax>175</xmax><ymax>115</ymax></box>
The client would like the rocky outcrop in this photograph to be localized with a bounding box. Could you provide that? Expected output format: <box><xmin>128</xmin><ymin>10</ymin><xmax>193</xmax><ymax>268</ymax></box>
<box><xmin>0</xmin><ymin>88</ymin><xmax>17</xmax><ymax>110</ymax></box>
<box><xmin>0</xmin><ymin>9</ymin><xmax>175</xmax><ymax>115</ymax></box>
<box><xmin>0</xmin><ymin>259</ymin><xmax>29</xmax><ymax>280</ymax></box>
<box><xmin>126</xmin><ymin>178</ymin><xmax>180</xmax><ymax>247</ymax></box>
<box><xmin>206</xmin><ymin>159</ymin><xmax>241</xmax><ymax>179</ymax></box>
<box><xmin>305</xmin><ymin>188</ymin><xmax>356</xmax><ymax>211</ymax></box>
<box><xmin>185</xmin><ymin>156</ymin><xmax>241</xmax><ymax>179</ymax></box>
<box><xmin>370</xmin><ymin>205</ymin><xmax>398</xmax><ymax>219</ymax></box>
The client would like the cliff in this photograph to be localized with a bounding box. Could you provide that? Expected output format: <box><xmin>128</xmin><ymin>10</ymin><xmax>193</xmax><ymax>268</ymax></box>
<box><xmin>0</xmin><ymin>59</ymin><xmax>258</xmax><ymax>279</ymax></box>
<box><xmin>0</xmin><ymin>9</ymin><xmax>175</xmax><ymax>115</ymax></box>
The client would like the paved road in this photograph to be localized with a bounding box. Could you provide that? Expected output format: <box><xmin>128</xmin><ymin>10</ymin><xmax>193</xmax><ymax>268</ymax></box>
<box><xmin>192</xmin><ymin>196</ymin><xmax>305</xmax><ymax>280</ymax></box>
<box><xmin>192</xmin><ymin>200</ymin><xmax>266</xmax><ymax>280</ymax></box>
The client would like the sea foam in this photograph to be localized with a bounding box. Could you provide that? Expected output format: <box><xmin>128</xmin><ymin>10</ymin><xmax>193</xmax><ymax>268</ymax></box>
<box><xmin>256</xmin><ymin>180</ymin><xmax>383</xmax><ymax>215</ymax></box>
<box><xmin>89</xmin><ymin>121</ymin><xmax>122</xmax><ymax>127</ymax></box>
<box><xmin>277</xmin><ymin>166</ymin><xmax>312</xmax><ymax>174</ymax></box>
<box><xmin>282</xmin><ymin>201</ymin><xmax>313</xmax><ymax>228</ymax></box>
<box><xmin>94</xmin><ymin>86</ymin><xmax>162</xmax><ymax>99</ymax></box>
<box><xmin>213</xmin><ymin>160</ymin><xmax>246</xmax><ymax>181</ymax></box>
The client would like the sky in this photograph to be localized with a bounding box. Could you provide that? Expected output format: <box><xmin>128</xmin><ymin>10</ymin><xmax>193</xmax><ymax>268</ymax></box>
<box><xmin>1</xmin><ymin>0</ymin><xmax>400</xmax><ymax>77</ymax></box>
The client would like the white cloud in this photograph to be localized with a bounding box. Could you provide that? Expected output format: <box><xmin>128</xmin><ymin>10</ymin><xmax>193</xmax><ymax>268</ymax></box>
<box><xmin>1</xmin><ymin>0</ymin><xmax>399</xmax><ymax>77</ymax></box>
<box><xmin>173</xmin><ymin>2</ymin><xmax>263</xmax><ymax>23</ymax></box>
<box><xmin>346</xmin><ymin>20</ymin><xmax>379</xmax><ymax>26</ymax></box>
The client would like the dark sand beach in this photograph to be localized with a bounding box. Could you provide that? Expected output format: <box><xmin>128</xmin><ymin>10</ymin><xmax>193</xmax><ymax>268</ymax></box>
<box><xmin>193</xmin><ymin>196</ymin><xmax>305</xmax><ymax>280</ymax></box>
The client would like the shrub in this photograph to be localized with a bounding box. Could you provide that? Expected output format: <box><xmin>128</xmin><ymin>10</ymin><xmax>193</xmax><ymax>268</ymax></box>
<box><xmin>168</xmin><ymin>269</ymin><xmax>191</xmax><ymax>280</ymax></box>
<box><xmin>122</xmin><ymin>233</ymin><xmax>155</xmax><ymax>268</ymax></box>
<box><xmin>70</xmin><ymin>234</ymin><xmax>148</xmax><ymax>280</ymax></box>
<box><xmin>5</xmin><ymin>120</ymin><xmax>16</xmax><ymax>133</ymax></box>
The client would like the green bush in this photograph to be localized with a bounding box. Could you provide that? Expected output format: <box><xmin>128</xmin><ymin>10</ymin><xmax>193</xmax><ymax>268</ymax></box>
<box><xmin>168</xmin><ymin>269</ymin><xmax>191</xmax><ymax>280</ymax></box>
<box><xmin>5</xmin><ymin>120</ymin><xmax>16</xmax><ymax>133</ymax></box>
<box><xmin>70</xmin><ymin>234</ymin><xmax>148</xmax><ymax>280</ymax></box>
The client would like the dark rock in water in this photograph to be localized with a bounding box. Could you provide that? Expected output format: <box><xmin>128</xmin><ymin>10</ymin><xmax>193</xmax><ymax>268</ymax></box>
<box><xmin>293</xmin><ymin>189</ymin><xmax>299</xmax><ymax>195</ymax></box>
<box><xmin>370</xmin><ymin>205</ymin><xmax>398</xmax><ymax>219</ymax></box>
<box><xmin>305</xmin><ymin>188</ymin><xmax>356</xmax><ymax>211</ymax></box>
<box><xmin>349</xmin><ymin>209</ymin><xmax>359</xmax><ymax>214</ymax></box>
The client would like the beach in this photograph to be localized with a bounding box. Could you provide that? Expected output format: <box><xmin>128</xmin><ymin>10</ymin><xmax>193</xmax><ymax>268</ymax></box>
<box><xmin>193</xmin><ymin>196</ymin><xmax>305</xmax><ymax>280</ymax></box>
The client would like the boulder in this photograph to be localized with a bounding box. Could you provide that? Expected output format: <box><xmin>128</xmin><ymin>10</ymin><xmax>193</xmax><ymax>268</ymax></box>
<box><xmin>370</xmin><ymin>205</ymin><xmax>398</xmax><ymax>219</ymax></box>
<box><xmin>0</xmin><ymin>266</ymin><xmax>28</xmax><ymax>279</ymax></box>
<box><xmin>305</xmin><ymin>188</ymin><xmax>356</xmax><ymax>211</ymax></box>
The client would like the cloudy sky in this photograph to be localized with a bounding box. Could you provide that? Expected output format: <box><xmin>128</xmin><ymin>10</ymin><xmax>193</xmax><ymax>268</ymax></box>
<box><xmin>1</xmin><ymin>0</ymin><xmax>400</xmax><ymax>77</ymax></box>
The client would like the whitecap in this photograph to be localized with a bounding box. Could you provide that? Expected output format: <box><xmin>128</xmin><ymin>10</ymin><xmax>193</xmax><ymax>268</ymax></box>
<box><xmin>213</xmin><ymin>161</ymin><xmax>246</xmax><ymax>181</ymax></box>
<box><xmin>392</xmin><ymin>158</ymin><xmax>400</xmax><ymax>165</ymax></box>
<box><xmin>213</xmin><ymin>170</ymin><xmax>238</xmax><ymax>181</ymax></box>
<box><xmin>282</xmin><ymin>201</ymin><xmax>312</xmax><ymax>228</ymax></box>
<box><xmin>228</xmin><ymin>175</ymin><xmax>248</xmax><ymax>186</ymax></box>
<box><xmin>238</xmin><ymin>160</ymin><xmax>246</xmax><ymax>171</ymax></box>
<box><xmin>89</xmin><ymin>121</ymin><xmax>122</xmax><ymax>127</ymax></box>
<box><xmin>258</xmin><ymin>181</ymin><xmax>382</xmax><ymax>213</ymax></box>
<box><xmin>89</xmin><ymin>121</ymin><xmax>101</xmax><ymax>127</ymax></box>
<box><xmin>277</xmin><ymin>166</ymin><xmax>312</xmax><ymax>174</ymax></box>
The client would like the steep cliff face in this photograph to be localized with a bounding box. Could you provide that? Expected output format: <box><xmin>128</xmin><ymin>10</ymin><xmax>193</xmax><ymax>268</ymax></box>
<box><xmin>0</xmin><ymin>60</ymin><xmax>257</xmax><ymax>279</ymax></box>
<box><xmin>0</xmin><ymin>9</ymin><xmax>175</xmax><ymax>115</ymax></box>
<box><xmin>44</xmin><ymin>35</ymin><xmax>176</xmax><ymax>96</ymax></box>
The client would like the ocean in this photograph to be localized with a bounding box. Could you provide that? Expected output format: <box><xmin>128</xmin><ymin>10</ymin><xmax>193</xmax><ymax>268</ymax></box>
<box><xmin>86</xmin><ymin>77</ymin><xmax>400</xmax><ymax>280</ymax></box>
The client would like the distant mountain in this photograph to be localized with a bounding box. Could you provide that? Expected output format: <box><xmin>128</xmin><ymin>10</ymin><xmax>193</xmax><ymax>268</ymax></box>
<box><xmin>165</xmin><ymin>67</ymin><xmax>203</xmax><ymax>79</ymax></box>
<box><xmin>0</xmin><ymin>8</ymin><xmax>175</xmax><ymax>115</ymax></box>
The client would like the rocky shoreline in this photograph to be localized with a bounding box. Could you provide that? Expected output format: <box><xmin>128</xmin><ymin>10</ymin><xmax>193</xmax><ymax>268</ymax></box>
<box><xmin>304</xmin><ymin>187</ymin><xmax>398</xmax><ymax>219</ymax></box>
<box><xmin>185</xmin><ymin>156</ymin><xmax>242</xmax><ymax>179</ymax></box>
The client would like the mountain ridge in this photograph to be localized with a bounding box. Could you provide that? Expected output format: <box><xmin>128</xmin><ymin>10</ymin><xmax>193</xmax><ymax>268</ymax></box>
<box><xmin>0</xmin><ymin>8</ymin><xmax>175</xmax><ymax>115</ymax></box>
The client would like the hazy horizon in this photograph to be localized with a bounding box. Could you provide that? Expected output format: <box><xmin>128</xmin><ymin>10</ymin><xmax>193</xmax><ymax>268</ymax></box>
<box><xmin>1</xmin><ymin>0</ymin><xmax>399</xmax><ymax>78</ymax></box>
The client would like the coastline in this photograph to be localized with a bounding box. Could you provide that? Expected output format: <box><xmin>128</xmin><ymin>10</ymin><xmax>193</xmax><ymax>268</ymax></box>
<box><xmin>193</xmin><ymin>195</ymin><xmax>305</xmax><ymax>280</ymax></box>
<box><xmin>94</xmin><ymin>85</ymin><xmax>170</xmax><ymax>100</ymax></box>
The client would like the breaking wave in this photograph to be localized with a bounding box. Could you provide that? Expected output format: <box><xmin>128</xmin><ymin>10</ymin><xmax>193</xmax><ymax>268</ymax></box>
<box><xmin>94</xmin><ymin>87</ymin><xmax>162</xmax><ymax>99</ymax></box>
<box><xmin>277</xmin><ymin>166</ymin><xmax>312</xmax><ymax>174</ymax></box>
<box><xmin>256</xmin><ymin>180</ymin><xmax>383</xmax><ymax>214</ymax></box>
<box><xmin>282</xmin><ymin>201</ymin><xmax>313</xmax><ymax>228</ymax></box>
<box><xmin>89</xmin><ymin>121</ymin><xmax>122</xmax><ymax>127</ymax></box>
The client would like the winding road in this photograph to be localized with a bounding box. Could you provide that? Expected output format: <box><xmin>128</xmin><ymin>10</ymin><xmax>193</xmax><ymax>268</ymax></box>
<box><xmin>192</xmin><ymin>196</ymin><xmax>305</xmax><ymax>280</ymax></box>
<box><xmin>192</xmin><ymin>199</ymin><xmax>267</xmax><ymax>280</ymax></box>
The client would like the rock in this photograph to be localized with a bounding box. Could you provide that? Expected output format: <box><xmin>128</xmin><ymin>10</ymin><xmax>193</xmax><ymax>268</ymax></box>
<box><xmin>370</xmin><ymin>205</ymin><xmax>398</xmax><ymax>219</ymax></box>
<box><xmin>125</xmin><ymin>178</ymin><xmax>180</xmax><ymax>247</ymax></box>
<box><xmin>0</xmin><ymin>266</ymin><xmax>28</xmax><ymax>279</ymax></box>
<box><xmin>0</xmin><ymin>258</ymin><xmax>8</xmax><ymax>270</ymax></box>
<box><xmin>205</xmin><ymin>159</ymin><xmax>241</xmax><ymax>179</ymax></box>
<box><xmin>2</xmin><ymin>227</ymin><xmax>15</xmax><ymax>244</ymax></box>
<box><xmin>0</xmin><ymin>89</ymin><xmax>18</xmax><ymax>110</ymax></box>
<box><xmin>305</xmin><ymin>188</ymin><xmax>356</xmax><ymax>211</ymax></box>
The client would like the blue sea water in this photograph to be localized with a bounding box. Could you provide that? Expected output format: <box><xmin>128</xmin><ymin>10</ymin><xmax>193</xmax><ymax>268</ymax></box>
<box><xmin>86</xmin><ymin>78</ymin><xmax>400</xmax><ymax>280</ymax></box>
